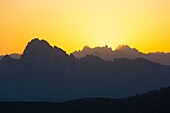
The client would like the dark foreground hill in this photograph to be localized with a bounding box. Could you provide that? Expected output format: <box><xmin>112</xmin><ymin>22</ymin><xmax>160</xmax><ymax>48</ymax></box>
<box><xmin>1</xmin><ymin>39</ymin><xmax>170</xmax><ymax>101</ymax></box>
<box><xmin>0</xmin><ymin>87</ymin><xmax>170</xmax><ymax>113</ymax></box>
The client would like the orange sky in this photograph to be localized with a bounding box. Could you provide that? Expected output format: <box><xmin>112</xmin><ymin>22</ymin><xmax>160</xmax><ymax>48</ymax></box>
<box><xmin>1</xmin><ymin>0</ymin><xmax>170</xmax><ymax>55</ymax></box>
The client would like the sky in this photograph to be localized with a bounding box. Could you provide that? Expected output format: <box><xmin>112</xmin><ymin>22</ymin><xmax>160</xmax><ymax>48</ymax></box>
<box><xmin>0</xmin><ymin>0</ymin><xmax>170</xmax><ymax>55</ymax></box>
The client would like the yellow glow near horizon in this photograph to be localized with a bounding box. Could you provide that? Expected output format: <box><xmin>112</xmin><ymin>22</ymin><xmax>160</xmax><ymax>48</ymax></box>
<box><xmin>1</xmin><ymin>0</ymin><xmax>170</xmax><ymax>55</ymax></box>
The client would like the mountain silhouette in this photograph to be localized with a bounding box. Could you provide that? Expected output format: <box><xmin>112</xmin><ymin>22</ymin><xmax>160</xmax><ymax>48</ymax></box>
<box><xmin>1</xmin><ymin>86</ymin><xmax>170</xmax><ymax>113</ymax></box>
<box><xmin>21</xmin><ymin>38</ymin><xmax>69</xmax><ymax>66</ymax></box>
<box><xmin>0</xmin><ymin>53</ymin><xmax>21</xmax><ymax>61</ymax></box>
<box><xmin>73</xmin><ymin>45</ymin><xmax>113</xmax><ymax>61</ymax></box>
<box><xmin>0</xmin><ymin>38</ymin><xmax>170</xmax><ymax>101</ymax></box>
<box><xmin>73</xmin><ymin>45</ymin><xmax>170</xmax><ymax>65</ymax></box>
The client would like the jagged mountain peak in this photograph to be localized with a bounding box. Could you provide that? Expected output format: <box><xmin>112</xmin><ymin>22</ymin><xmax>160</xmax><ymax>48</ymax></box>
<box><xmin>72</xmin><ymin>45</ymin><xmax>113</xmax><ymax>59</ymax></box>
<box><xmin>21</xmin><ymin>38</ymin><xmax>69</xmax><ymax>64</ymax></box>
<box><xmin>82</xmin><ymin>45</ymin><xmax>91</xmax><ymax>51</ymax></box>
<box><xmin>22</xmin><ymin>38</ymin><xmax>52</xmax><ymax>59</ymax></box>
<box><xmin>81</xmin><ymin>45</ymin><xmax>112</xmax><ymax>51</ymax></box>
<box><xmin>94</xmin><ymin>45</ymin><xmax>112</xmax><ymax>50</ymax></box>
<box><xmin>115</xmin><ymin>45</ymin><xmax>138</xmax><ymax>51</ymax></box>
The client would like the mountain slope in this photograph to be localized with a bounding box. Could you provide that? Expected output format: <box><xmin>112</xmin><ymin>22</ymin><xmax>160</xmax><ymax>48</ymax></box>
<box><xmin>0</xmin><ymin>39</ymin><xmax>170</xmax><ymax>101</ymax></box>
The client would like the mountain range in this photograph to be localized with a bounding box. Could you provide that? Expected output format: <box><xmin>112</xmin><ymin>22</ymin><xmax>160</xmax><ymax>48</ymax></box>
<box><xmin>0</xmin><ymin>38</ymin><xmax>170</xmax><ymax>101</ymax></box>
<box><xmin>1</xmin><ymin>44</ymin><xmax>170</xmax><ymax>65</ymax></box>
<box><xmin>73</xmin><ymin>45</ymin><xmax>170</xmax><ymax>65</ymax></box>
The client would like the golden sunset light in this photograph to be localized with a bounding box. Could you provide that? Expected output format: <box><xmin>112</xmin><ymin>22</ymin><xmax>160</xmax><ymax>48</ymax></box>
<box><xmin>1</xmin><ymin>0</ymin><xmax>170</xmax><ymax>111</ymax></box>
<box><xmin>1</xmin><ymin>0</ymin><xmax>170</xmax><ymax>55</ymax></box>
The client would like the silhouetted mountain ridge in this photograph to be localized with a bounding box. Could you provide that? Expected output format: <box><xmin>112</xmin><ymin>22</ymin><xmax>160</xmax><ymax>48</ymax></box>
<box><xmin>0</xmin><ymin>38</ymin><xmax>170</xmax><ymax>102</ymax></box>
<box><xmin>73</xmin><ymin>45</ymin><xmax>170</xmax><ymax>65</ymax></box>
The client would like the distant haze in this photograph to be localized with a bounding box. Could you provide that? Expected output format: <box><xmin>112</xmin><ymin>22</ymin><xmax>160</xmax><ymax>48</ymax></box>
<box><xmin>73</xmin><ymin>45</ymin><xmax>170</xmax><ymax>65</ymax></box>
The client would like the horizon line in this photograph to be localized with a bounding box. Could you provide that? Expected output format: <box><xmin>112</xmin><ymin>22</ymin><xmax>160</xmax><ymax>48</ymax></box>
<box><xmin>1</xmin><ymin>38</ymin><xmax>170</xmax><ymax>56</ymax></box>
